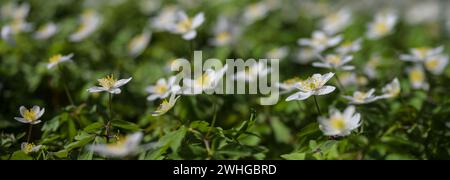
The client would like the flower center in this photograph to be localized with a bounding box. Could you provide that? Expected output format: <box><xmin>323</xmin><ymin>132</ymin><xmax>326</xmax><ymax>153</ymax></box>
<box><xmin>217</xmin><ymin>32</ymin><xmax>230</xmax><ymax>43</ymax></box>
<box><xmin>327</xmin><ymin>55</ymin><xmax>341</xmax><ymax>66</ymax></box>
<box><xmin>23</xmin><ymin>143</ymin><xmax>35</xmax><ymax>153</ymax></box>
<box><xmin>409</xmin><ymin>69</ymin><xmax>424</xmax><ymax>83</ymax></box>
<box><xmin>354</xmin><ymin>92</ymin><xmax>368</xmax><ymax>102</ymax></box>
<box><xmin>313</xmin><ymin>36</ymin><xmax>328</xmax><ymax>46</ymax></box>
<box><xmin>301</xmin><ymin>77</ymin><xmax>321</xmax><ymax>91</ymax></box>
<box><xmin>416</xmin><ymin>48</ymin><xmax>430</xmax><ymax>59</ymax></box>
<box><xmin>375</xmin><ymin>22</ymin><xmax>388</xmax><ymax>34</ymax></box>
<box><xmin>98</xmin><ymin>75</ymin><xmax>117</xmax><ymax>89</ymax></box>
<box><xmin>195</xmin><ymin>73</ymin><xmax>211</xmax><ymax>87</ymax></box>
<box><xmin>425</xmin><ymin>59</ymin><xmax>439</xmax><ymax>70</ymax></box>
<box><xmin>155</xmin><ymin>84</ymin><xmax>168</xmax><ymax>95</ymax></box>
<box><xmin>49</xmin><ymin>54</ymin><xmax>62</xmax><ymax>63</ymax></box>
<box><xmin>178</xmin><ymin>18</ymin><xmax>192</xmax><ymax>33</ymax></box>
<box><xmin>330</xmin><ymin>116</ymin><xmax>346</xmax><ymax>130</ymax></box>
<box><xmin>23</xmin><ymin>109</ymin><xmax>37</xmax><ymax>121</ymax></box>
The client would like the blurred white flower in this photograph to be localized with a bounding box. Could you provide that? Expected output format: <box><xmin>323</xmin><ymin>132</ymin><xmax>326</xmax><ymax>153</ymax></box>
<box><xmin>313</xmin><ymin>54</ymin><xmax>354</xmax><ymax>71</ymax></box>
<box><xmin>210</xmin><ymin>16</ymin><xmax>241</xmax><ymax>46</ymax></box>
<box><xmin>424</xmin><ymin>54</ymin><xmax>448</xmax><ymax>75</ymax></box>
<box><xmin>286</xmin><ymin>72</ymin><xmax>336</xmax><ymax>101</ymax></box>
<box><xmin>338</xmin><ymin>72</ymin><xmax>358</xmax><ymax>86</ymax></box>
<box><xmin>234</xmin><ymin>62</ymin><xmax>269</xmax><ymax>83</ymax></box>
<box><xmin>380</xmin><ymin>78</ymin><xmax>401</xmax><ymax>99</ymax></box>
<box><xmin>266</xmin><ymin>46</ymin><xmax>289</xmax><ymax>60</ymax></box>
<box><xmin>14</xmin><ymin>106</ymin><xmax>45</xmax><ymax>125</ymax></box>
<box><xmin>343</xmin><ymin>88</ymin><xmax>380</xmax><ymax>104</ymax></box>
<box><xmin>400</xmin><ymin>46</ymin><xmax>444</xmax><ymax>62</ymax></box>
<box><xmin>407</xmin><ymin>65</ymin><xmax>429</xmax><ymax>90</ymax></box>
<box><xmin>364</xmin><ymin>55</ymin><xmax>381</xmax><ymax>79</ymax></box>
<box><xmin>367</xmin><ymin>12</ymin><xmax>397</xmax><ymax>39</ymax></box>
<box><xmin>184</xmin><ymin>65</ymin><xmax>228</xmax><ymax>94</ymax></box>
<box><xmin>21</xmin><ymin>142</ymin><xmax>42</xmax><ymax>154</ymax></box>
<box><xmin>336</xmin><ymin>38</ymin><xmax>362</xmax><ymax>55</ymax></box>
<box><xmin>128</xmin><ymin>30</ymin><xmax>152</xmax><ymax>57</ymax></box>
<box><xmin>298</xmin><ymin>31</ymin><xmax>342</xmax><ymax>53</ymax></box>
<box><xmin>139</xmin><ymin>0</ymin><xmax>161</xmax><ymax>15</ymax></box>
<box><xmin>152</xmin><ymin>90</ymin><xmax>181</xmax><ymax>116</ymax></box>
<box><xmin>146</xmin><ymin>76</ymin><xmax>179</xmax><ymax>101</ymax></box>
<box><xmin>294</xmin><ymin>48</ymin><xmax>316</xmax><ymax>64</ymax></box>
<box><xmin>318</xmin><ymin>106</ymin><xmax>361</xmax><ymax>137</ymax></box>
<box><xmin>47</xmin><ymin>53</ymin><xmax>74</xmax><ymax>69</ymax></box>
<box><xmin>243</xmin><ymin>2</ymin><xmax>269</xmax><ymax>25</ymax></box>
<box><xmin>150</xmin><ymin>5</ymin><xmax>178</xmax><ymax>31</ymax></box>
<box><xmin>168</xmin><ymin>11</ymin><xmax>204</xmax><ymax>40</ymax></box>
<box><xmin>405</xmin><ymin>2</ymin><xmax>439</xmax><ymax>25</ymax></box>
<box><xmin>1</xmin><ymin>26</ymin><xmax>14</xmax><ymax>45</ymax></box>
<box><xmin>87</xmin><ymin>75</ymin><xmax>132</xmax><ymax>94</ymax></box>
<box><xmin>276</xmin><ymin>77</ymin><xmax>302</xmax><ymax>93</ymax></box>
<box><xmin>1</xmin><ymin>2</ymin><xmax>30</xmax><ymax>20</ymax></box>
<box><xmin>320</xmin><ymin>9</ymin><xmax>352</xmax><ymax>35</ymax></box>
<box><xmin>69</xmin><ymin>10</ymin><xmax>102</xmax><ymax>42</ymax></box>
<box><xmin>89</xmin><ymin>132</ymin><xmax>143</xmax><ymax>158</ymax></box>
<box><xmin>34</xmin><ymin>22</ymin><xmax>58</xmax><ymax>40</ymax></box>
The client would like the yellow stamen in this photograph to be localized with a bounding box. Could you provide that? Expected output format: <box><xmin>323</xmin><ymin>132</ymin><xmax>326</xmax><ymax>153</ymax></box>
<box><xmin>409</xmin><ymin>69</ymin><xmax>424</xmax><ymax>83</ymax></box>
<box><xmin>425</xmin><ymin>59</ymin><xmax>439</xmax><ymax>70</ymax></box>
<box><xmin>49</xmin><ymin>54</ymin><xmax>62</xmax><ymax>63</ymax></box>
<box><xmin>154</xmin><ymin>84</ymin><xmax>168</xmax><ymax>95</ymax></box>
<box><xmin>23</xmin><ymin>109</ymin><xmax>37</xmax><ymax>122</ymax></box>
<box><xmin>22</xmin><ymin>143</ymin><xmax>36</xmax><ymax>154</ymax></box>
<box><xmin>330</xmin><ymin>116</ymin><xmax>346</xmax><ymax>130</ymax></box>
<box><xmin>177</xmin><ymin>18</ymin><xmax>192</xmax><ymax>33</ymax></box>
<box><xmin>216</xmin><ymin>32</ymin><xmax>230</xmax><ymax>43</ymax></box>
<box><xmin>374</xmin><ymin>22</ymin><xmax>388</xmax><ymax>34</ymax></box>
<box><xmin>98</xmin><ymin>75</ymin><xmax>117</xmax><ymax>89</ymax></box>
<box><xmin>327</xmin><ymin>55</ymin><xmax>341</xmax><ymax>66</ymax></box>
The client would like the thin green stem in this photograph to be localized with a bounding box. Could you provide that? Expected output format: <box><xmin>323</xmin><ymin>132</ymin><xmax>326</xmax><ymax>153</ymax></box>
<box><xmin>27</xmin><ymin>124</ymin><xmax>33</xmax><ymax>143</ymax></box>
<box><xmin>313</xmin><ymin>95</ymin><xmax>322</xmax><ymax>115</ymax></box>
<box><xmin>206</xmin><ymin>103</ymin><xmax>217</xmax><ymax>138</ymax></box>
<box><xmin>106</xmin><ymin>93</ymin><xmax>113</xmax><ymax>143</ymax></box>
<box><xmin>57</xmin><ymin>65</ymin><xmax>74</xmax><ymax>105</ymax></box>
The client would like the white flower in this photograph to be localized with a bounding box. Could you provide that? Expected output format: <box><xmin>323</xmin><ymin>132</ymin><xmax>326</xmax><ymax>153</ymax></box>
<box><xmin>1</xmin><ymin>25</ymin><xmax>14</xmax><ymax>45</ymax></box>
<box><xmin>320</xmin><ymin>9</ymin><xmax>352</xmax><ymax>35</ymax></box>
<box><xmin>87</xmin><ymin>75</ymin><xmax>132</xmax><ymax>94</ymax></box>
<box><xmin>168</xmin><ymin>11</ymin><xmax>204</xmax><ymax>40</ymax></box>
<box><xmin>184</xmin><ymin>65</ymin><xmax>228</xmax><ymax>94</ymax></box>
<box><xmin>34</xmin><ymin>22</ymin><xmax>58</xmax><ymax>40</ymax></box>
<box><xmin>21</xmin><ymin>142</ymin><xmax>42</xmax><ymax>154</ymax></box>
<box><xmin>407</xmin><ymin>65</ymin><xmax>429</xmax><ymax>90</ymax></box>
<box><xmin>234</xmin><ymin>62</ymin><xmax>269</xmax><ymax>83</ymax></box>
<box><xmin>400</xmin><ymin>46</ymin><xmax>444</xmax><ymax>62</ymax></box>
<box><xmin>405</xmin><ymin>2</ymin><xmax>439</xmax><ymax>25</ymax></box>
<box><xmin>363</xmin><ymin>55</ymin><xmax>381</xmax><ymax>79</ymax></box>
<box><xmin>146</xmin><ymin>76</ymin><xmax>178</xmax><ymax>101</ymax></box>
<box><xmin>367</xmin><ymin>12</ymin><xmax>397</xmax><ymax>39</ymax></box>
<box><xmin>128</xmin><ymin>31</ymin><xmax>152</xmax><ymax>57</ymax></box>
<box><xmin>336</xmin><ymin>38</ymin><xmax>362</xmax><ymax>55</ymax></box>
<box><xmin>424</xmin><ymin>54</ymin><xmax>448</xmax><ymax>75</ymax></box>
<box><xmin>276</xmin><ymin>77</ymin><xmax>302</xmax><ymax>93</ymax></box>
<box><xmin>266</xmin><ymin>46</ymin><xmax>289</xmax><ymax>60</ymax></box>
<box><xmin>286</xmin><ymin>72</ymin><xmax>336</xmax><ymax>101</ymax></box>
<box><xmin>298</xmin><ymin>31</ymin><xmax>342</xmax><ymax>53</ymax></box>
<box><xmin>89</xmin><ymin>132</ymin><xmax>143</xmax><ymax>158</ymax></box>
<box><xmin>338</xmin><ymin>72</ymin><xmax>358</xmax><ymax>87</ymax></box>
<box><xmin>1</xmin><ymin>2</ymin><xmax>30</xmax><ymax>20</ymax></box>
<box><xmin>150</xmin><ymin>5</ymin><xmax>178</xmax><ymax>31</ymax></box>
<box><xmin>313</xmin><ymin>54</ymin><xmax>354</xmax><ymax>71</ymax></box>
<box><xmin>343</xmin><ymin>88</ymin><xmax>380</xmax><ymax>104</ymax></box>
<box><xmin>380</xmin><ymin>78</ymin><xmax>401</xmax><ymax>99</ymax></box>
<box><xmin>294</xmin><ymin>48</ymin><xmax>316</xmax><ymax>65</ymax></box>
<box><xmin>243</xmin><ymin>2</ymin><xmax>269</xmax><ymax>25</ymax></box>
<box><xmin>318</xmin><ymin>106</ymin><xmax>361</xmax><ymax>137</ymax></box>
<box><xmin>14</xmin><ymin>106</ymin><xmax>45</xmax><ymax>125</ymax></box>
<box><xmin>152</xmin><ymin>91</ymin><xmax>181</xmax><ymax>116</ymax></box>
<box><xmin>209</xmin><ymin>16</ymin><xmax>241</xmax><ymax>46</ymax></box>
<box><xmin>69</xmin><ymin>10</ymin><xmax>102</xmax><ymax>42</ymax></box>
<box><xmin>47</xmin><ymin>53</ymin><xmax>74</xmax><ymax>69</ymax></box>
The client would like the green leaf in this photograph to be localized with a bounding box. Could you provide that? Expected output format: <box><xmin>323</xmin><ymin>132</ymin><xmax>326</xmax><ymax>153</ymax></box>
<box><xmin>10</xmin><ymin>151</ymin><xmax>33</xmax><ymax>160</ymax></box>
<box><xmin>270</xmin><ymin>118</ymin><xmax>291</xmax><ymax>143</ymax></box>
<box><xmin>281</xmin><ymin>152</ymin><xmax>306</xmax><ymax>160</ymax></box>
<box><xmin>84</xmin><ymin>122</ymin><xmax>104</xmax><ymax>133</ymax></box>
<box><xmin>111</xmin><ymin>120</ymin><xmax>141</xmax><ymax>131</ymax></box>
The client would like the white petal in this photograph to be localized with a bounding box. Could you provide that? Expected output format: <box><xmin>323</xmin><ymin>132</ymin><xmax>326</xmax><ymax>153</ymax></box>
<box><xmin>297</xmin><ymin>39</ymin><xmax>311</xmax><ymax>46</ymax></box>
<box><xmin>315</xmin><ymin>86</ymin><xmax>336</xmax><ymax>95</ymax></box>
<box><xmin>286</xmin><ymin>91</ymin><xmax>312</xmax><ymax>101</ymax></box>
<box><xmin>114</xmin><ymin>77</ymin><xmax>132</xmax><ymax>88</ymax></box>
<box><xmin>14</xmin><ymin>117</ymin><xmax>29</xmax><ymax>124</ymax></box>
<box><xmin>37</xmin><ymin>108</ymin><xmax>45</xmax><ymax>119</ymax></box>
<box><xmin>87</xmin><ymin>86</ymin><xmax>107</xmax><ymax>93</ymax></box>
<box><xmin>192</xmin><ymin>12</ymin><xmax>205</xmax><ymax>29</ymax></box>
<box><xmin>182</xmin><ymin>31</ymin><xmax>197</xmax><ymax>40</ymax></box>
<box><xmin>32</xmin><ymin>106</ymin><xmax>40</xmax><ymax>114</ymax></box>
<box><xmin>47</xmin><ymin>62</ymin><xmax>57</xmax><ymax>69</ymax></box>
<box><xmin>321</xmin><ymin>72</ymin><xmax>335</xmax><ymax>83</ymax></box>
<box><xmin>312</xmin><ymin>62</ymin><xmax>331</xmax><ymax>69</ymax></box>
<box><xmin>31</xmin><ymin>120</ymin><xmax>42</xmax><ymax>125</ymax></box>
<box><xmin>341</xmin><ymin>65</ymin><xmax>355</xmax><ymax>71</ymax></box>
<box><xmin>109</xmin><ymin>88</ymin><xmax>122</xmax><ymax>94</ymax></box>
<box><xmin>147</xmin><ymin>94</ymin><xmax>160</xmax><ymax>101</ymax></box>
<box><xmin>19</xmin><ymin>106</ymin><xmax>26</xmax><ymax>117</ymax></box>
